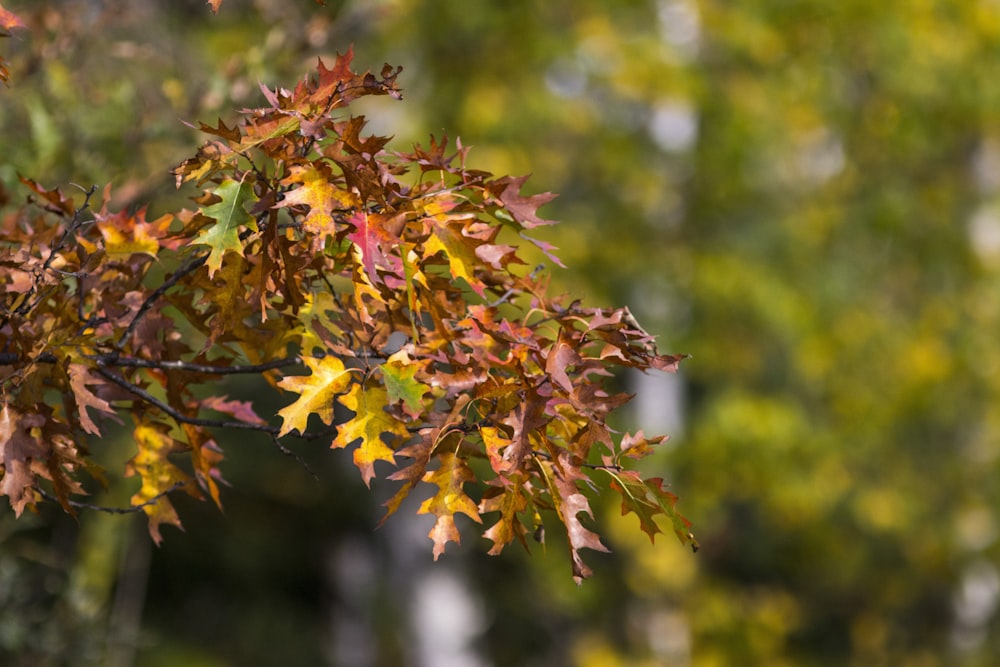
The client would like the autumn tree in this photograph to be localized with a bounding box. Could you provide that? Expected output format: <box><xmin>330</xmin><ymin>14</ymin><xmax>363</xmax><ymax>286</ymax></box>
<box><xmin>0</xmin><ymin>3</ymin><xmax>694</xmax><ymax>582</ymax></box>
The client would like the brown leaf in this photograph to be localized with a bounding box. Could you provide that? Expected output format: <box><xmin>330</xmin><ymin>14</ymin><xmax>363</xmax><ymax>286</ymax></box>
<box><xmin>381</xmin><ymin>438</ymin><xmax>434</xmax><ymax>525</ymax></box>
<box><xmin>542</xmin><ymin>458</ymin><xmax>610</xmax><ymax>583</ymax></box>
<box><xmin>545</xmin><ymin>336</ymin><xmax>583</xmax><ymax>394</ymax></box>
<box><xmin>492</xmin><ymin>175</ymin><xmax>558</xmax><ymax>229</ymax></box>
<box><xmin>68</xmin><ymin>364</ymin><xmax>118</xmax><ymax>436</ymax></box>
<box><xmin>479</xmin><ymin>475</ymin><xmax>529</xmax><ymax>555</ymax></box>
<box><xmin>0</xmin><ymin>405</ymin><xmax>46</xmax><ymax>516</ymax></box>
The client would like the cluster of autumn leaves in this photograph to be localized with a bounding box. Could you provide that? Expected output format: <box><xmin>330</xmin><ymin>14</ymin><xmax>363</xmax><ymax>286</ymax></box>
<box><xmin>0</xmin><ymin>45</ymin><xmax>695</xmax><ymax>578</ymax></box>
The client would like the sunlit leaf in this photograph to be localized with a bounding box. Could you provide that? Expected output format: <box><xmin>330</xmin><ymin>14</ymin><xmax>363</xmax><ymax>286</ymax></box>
<box><xmin>418</xmin><ymin>452</ymin><xmax>482</xmax><ymax>559</ymax></box>
<box><xmin>333</xmin><ymin>382</ymin><xmax>409</xmax><ymax>487</ymax></box>
<box><xmin>277</xmin><ymin>356</ymin><xmax>354</xmax><ymax>436</ymax></box>
<box><xmin>196</xmin><ymin>177</ymin><xmax>258</xmax><ymax>276</ymax></box>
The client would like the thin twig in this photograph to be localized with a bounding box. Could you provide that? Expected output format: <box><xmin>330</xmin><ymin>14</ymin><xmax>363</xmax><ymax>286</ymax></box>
<box><xmin>269</xmin><ymin>434</ymin><xmax>319</xmax><ymax>481</ymax></box>
<box><xmin>94</xmin><ymin>366</ymin><xmax>281</xmax><ymax>434</ymax></box>
<box><xmin>40</xmin><ymin>184</ymin><xmax>98</xmax><ymax>273</ymax></box>
<box><xmin>101</xmin><ymin>355</ymin><xmax>297</xmax><ymax>375</ymax></box>
<box><xmin>488</xmin><ymin>264</ymin><xmax>545</xmax><ymax>308</ymax></box>
<box><xmin>36</xmin><ymin>481</ymin><xmax>185</xmax><ymax>515</ymax></box>
<box><xmin>115</xmin><ymin>251</ymin><xmax>209</xmax><ymax>351</ymax></box>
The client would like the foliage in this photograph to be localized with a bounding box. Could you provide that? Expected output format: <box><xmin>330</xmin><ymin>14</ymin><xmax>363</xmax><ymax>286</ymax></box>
<box><xmin>345</xmin><ymin>1</ymin><xmax>1000</xmax><ymax>664</ymax></box>
<box><xmin>10</xmin><ymin>1</ymin><xmax>1000</xmax><ymax>665</ymax></box>
<box><xmin>0</xmin><ymin>10</ymin><xmax>695</xmax><ymax>580</ymax></box>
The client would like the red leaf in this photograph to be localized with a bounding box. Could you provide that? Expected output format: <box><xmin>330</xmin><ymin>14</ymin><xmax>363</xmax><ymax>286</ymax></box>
<box><xmin>347</xmin><ymin>210</ymin><xmax>405</xmax><ymax>285</ymax></box>
<box><xmin>0</xmin><ymin>5</ymin><xmax>26</xmax><ymax>33</ymax></box>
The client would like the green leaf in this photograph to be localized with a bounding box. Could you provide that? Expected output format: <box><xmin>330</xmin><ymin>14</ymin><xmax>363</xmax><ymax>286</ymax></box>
<box><xmin>196</xmin><ymin>178</ymin><xmax>258</xmax><ymax>277</ymax></box>
<box><xmin>606</xmin><ymin>469</ymin><xmax>698</xmax><ymax>551</ymax></box>
<box><xmin>380</xmin><ymin>349</ymin><xmax>430</xmax><ymax>418</ymax></box>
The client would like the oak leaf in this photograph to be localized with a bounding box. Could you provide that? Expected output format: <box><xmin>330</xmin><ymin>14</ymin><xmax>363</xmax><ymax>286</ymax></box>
<box><xmin>608</xmin><ymin>470</ymin><xmax>698</xmax><ymax>551</ymax></box>
<box><xmin>0</xmin><ymin>405</ymin><xmax>46</xmax><ymax>516</ymax></box>
<box><xmin>491</xmin><ymin>175</ymin><xmax>558</xmax><ymax>229</ymax></box>
<box><xmin>479</xmin><ymin>475</ymin><xmax>530</xmax><ymax>555</ymax></box>
<box><xmin>380</xmin><ymin>438</ymin><xmax>434</xmax><ymax>524</ymax></box>
<box><xmin>540</xmin><ymin>458</ymin><xmax>610</xmax><ymax>583</ymax></box>
<box><xmin>276</xmin><ymin>164</ymin><xmax>360</xmax><ymax>246</ymax></box>
<box><xmin>347</xmin><ymin>210</ymin><xmax>405</xmax><ymax>285</ymax></box>
<box><xmin>68</xmin><ymin>364</ymin><xmax>118</xmax><ymax>436</ymax></box>
<box><xmin>380</xmin><ymin>349</ymin><xmax>430</xmax><ymax>418</ymax></box>
<box><xmin>202</xmin><ymin>395</ymin><xmax>268</xmax><ymax>426</ymax></box>
<box><xmin>424</xmin><ymin>221</ymin><xmax>485</xmax><ymax>295</ymax></box>
<box><xmin>277</xmin><ymin>356</ymin><xmax>354</xmax><ymax>436</ymax></box>
<box><xmin>196</xmin><ymin>178</ymin><xmax>258</xmax><ymax>276</ymax></box>
<box><xmin>418</xmin><ymin>453</ymin><xmax>482</xmax><ymax>559</ymax></box>
<box><xmin>96</xmin><ymin>208</ymin><xmax>172</xmax><ymax>259</ymax></box>
<box><xmin>124</xmin><ymin>421</ymin><xmax>191</xmax><ymax>544</ymax></box>
<box><xmin>332</xmin><ymin>382</ymin><xmax>409</xmax><ymax>486</ymax></box>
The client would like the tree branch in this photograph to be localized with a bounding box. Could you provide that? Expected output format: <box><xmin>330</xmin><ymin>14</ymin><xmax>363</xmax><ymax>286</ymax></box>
<box><xmin>35</xmin><ymin>481</ymin><xmax>186</xmax><ymax>515</ymax></box>
<box><xmin>94</xmin><ymin>366</ymin><xmax>282</xmax><ymax>434</ymax></box>
<box><xmin>101</xmin><ymin>355</ymin><xmax>298</xmax><ymax>375</ymax></box>
<box><xmin>115</xmin><ymin>251</ymin><xmax>209</xmax><ymax>351</ymax></box>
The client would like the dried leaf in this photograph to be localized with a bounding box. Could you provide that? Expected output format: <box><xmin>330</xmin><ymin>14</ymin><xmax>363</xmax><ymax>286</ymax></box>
<box><xmin>68</xmin><ymin>364</ymin><xmax>117</xmax><ymax>436</ymax></box>
<box><xmin>0</xmin><ymin>405</ymin><xmax>45</xmax><ymax>516</ymax></box>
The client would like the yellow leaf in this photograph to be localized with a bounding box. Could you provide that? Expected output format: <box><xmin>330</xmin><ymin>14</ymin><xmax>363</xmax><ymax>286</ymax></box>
<box><xmin>333</xmin><ymin>382</ymin><xmax>409</xmax><ymax>487</ymax></box>
<box><xmin>95</xmin><ymin>209</ymin><xmax>168</xmax><ymax>259</ymax></box>
<box><xmin>276</xmin><ymin>164</ymin><xmax>360</xmax><ymax>239</ymax></box>
<box><xmin>277</xmin><ymin>356</ymin><xmax>354</xmax><ymax>436</ymax></box>
<box><xmin>124</xmin><ymin>421</ymin><xmax>190</xmax><ymax>545</ymax></box>
<box><xmin>424</xmin><ymin>223</ymin><xmax>482</xmax><ymax>294</ymax></box>
<box><xmin>418</xmin><ymin>453</ymin><xmax>482</xmax><ymax>559</ymax></box>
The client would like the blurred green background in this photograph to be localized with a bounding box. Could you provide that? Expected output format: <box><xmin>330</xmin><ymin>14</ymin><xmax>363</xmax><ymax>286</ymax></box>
<box><xmin>3</xmin><ymin>0</ymin><xmax>1000</xmax><ymax>665</ymax></box>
